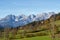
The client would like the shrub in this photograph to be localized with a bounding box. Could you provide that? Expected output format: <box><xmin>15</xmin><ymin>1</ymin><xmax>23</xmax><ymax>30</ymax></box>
<box><xmin>36</xmin><ymin>32</ymin><xmax>47</xmax><ymax>36</ymax></box>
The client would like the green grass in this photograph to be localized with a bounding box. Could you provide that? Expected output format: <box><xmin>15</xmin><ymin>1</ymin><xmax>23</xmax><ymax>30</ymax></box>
<box><xmin>0</xmin><ymin>36</ymin><xmax>60</xmax><ymax>40</ymax></box>
<box><xmin>55</xmin><ymin>20</ymin><xmax>60</xmax><ymax>26</ymax></box>
<box><xmin>12</xmin><ymin>36</ymin><xmax>51</xmax><ymax>40</ymax></box>
<box><xmin>10</xmin><ymin>35</ymin><xmax>60</xmax><ymax>40</ymax></box>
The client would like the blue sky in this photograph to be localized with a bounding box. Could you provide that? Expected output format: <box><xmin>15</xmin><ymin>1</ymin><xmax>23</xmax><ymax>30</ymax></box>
<box><xmin>0</xmin><ymin>0</ymin><xmax>60</xmax><ymax>18</ymax></box>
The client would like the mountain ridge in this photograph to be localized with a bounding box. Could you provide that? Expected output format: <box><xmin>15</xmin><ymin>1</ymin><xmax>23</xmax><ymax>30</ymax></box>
<box><xmin>0</xmin><ymin>12</ymin><xmax>57</xmax><ymax>28</ymax></box>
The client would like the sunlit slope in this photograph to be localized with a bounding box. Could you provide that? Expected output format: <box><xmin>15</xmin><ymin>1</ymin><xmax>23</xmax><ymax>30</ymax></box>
<box><xmin>13</xmin><ymin>20</ymin><xmax>60</xmax><ymax>40</ymax></box>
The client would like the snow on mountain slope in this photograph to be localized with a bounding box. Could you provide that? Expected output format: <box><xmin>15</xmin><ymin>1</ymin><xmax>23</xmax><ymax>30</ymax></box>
<box><xmin>0</xmin><ymin>15</ymin><xmax>16</xmax><ymax>27</ymax></box>
<box><xmin>0</xmin><ymin>12</ymin><xmax>56</xmax><ymax>27</ymax></box>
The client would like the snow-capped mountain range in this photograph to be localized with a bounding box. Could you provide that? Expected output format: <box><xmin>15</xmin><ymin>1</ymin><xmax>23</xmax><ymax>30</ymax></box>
<box><xmin>0</xmin><ymin>12</ymin><xmax>56</xmax><ymax>28</ymax></box>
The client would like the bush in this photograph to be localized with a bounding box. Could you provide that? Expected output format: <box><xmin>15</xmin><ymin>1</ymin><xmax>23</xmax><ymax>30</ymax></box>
<box><xmin>36</xmin><ymin>32</ymin><xmax>47</xmax><ymax>36</ymax></box>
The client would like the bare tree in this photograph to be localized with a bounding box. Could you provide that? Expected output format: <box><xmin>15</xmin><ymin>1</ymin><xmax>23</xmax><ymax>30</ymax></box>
<box><xmin>4</xmin><ymin>27</ymin><xmax>10</xmax><ymax>40</ymax></box>
<box><xmin>49</xmin><ymin>14</ymin><xmax>56</xmax><ymax>40</ymax></box>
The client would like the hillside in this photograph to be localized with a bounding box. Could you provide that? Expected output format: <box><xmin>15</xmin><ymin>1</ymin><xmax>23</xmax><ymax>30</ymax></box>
<box><xmin>18</xmin><ymin>13</ymin><xmax>60</xmax><ymax>31</ymax></box>
<box><xmin>9</xmin><ymin>16</ymin><xmax>60</xmax><ymax>40</ymax></box>
<box><xmin>0</xmin><ymin>13</ymin><xmax>60</xmax><ymax>40</ymax></box>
